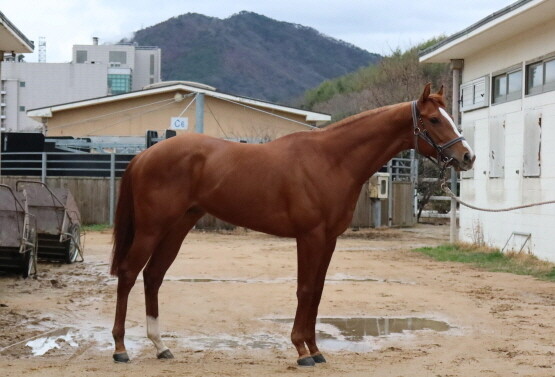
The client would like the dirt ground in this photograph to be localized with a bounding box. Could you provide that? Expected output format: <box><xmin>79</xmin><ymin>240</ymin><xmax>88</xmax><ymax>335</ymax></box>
<box><xmin>0</xmin><ymin>224</ymin><xmax>553</xmax><ymax>376</ymax></box>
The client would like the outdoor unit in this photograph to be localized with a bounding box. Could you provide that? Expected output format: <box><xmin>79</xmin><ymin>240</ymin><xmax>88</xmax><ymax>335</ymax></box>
<box><xmin>369</xmin><ymin>172</ymin><xmax>389</xmax><ymax>199</ymax></box>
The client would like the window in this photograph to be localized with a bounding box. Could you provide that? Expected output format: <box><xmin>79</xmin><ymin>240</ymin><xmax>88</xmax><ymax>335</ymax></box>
<box><xmin>108</xmin><ymin>74</ymin><xmax>132</xmax><ymax>95</ymax></box>
<box><xmin>19</xmin><ymin>81</ymin><xmax>26</xmax><ymax>88</ymax></box>
<box><xmin>19</xmin><ymin>106</ymin><xmax>26</xmax><ymax>112</ymax></box>
<box><xmin>460</xmin><ymin>75</ymin><xmax>489</xmax><ymax>112</ymax></box>
<box><xmin>492</xmin><ymin>68</ymin><xmax>522</xmax><ymax>104</ymax></box>
<box><xmin>150</xmin><ymin>54</ymin><xmax>155</xmax><ymax>75</ymax></box>
<box><xmin>526</xmin><ymin>57</ymin><xmax>555</xmax><ymax>95</ymax></box>
<box><xmin>109</xmin><ymin>51</ymin><xmax>127</xmax><ymax>64</ymax></box>
<box><xmin>76</xmin><ymin>50</ymin><xmax>87</xmax><ymax>63</ymax></box>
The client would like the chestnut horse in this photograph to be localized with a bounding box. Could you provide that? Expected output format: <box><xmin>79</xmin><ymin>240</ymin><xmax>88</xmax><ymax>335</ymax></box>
<box><xmin>110</xmin><ymin>84</ymin><xmax>475</xmax><ymax>366</ymax></box>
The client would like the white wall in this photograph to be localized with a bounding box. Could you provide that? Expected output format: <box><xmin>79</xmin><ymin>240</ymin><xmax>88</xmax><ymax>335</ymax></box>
<box><xmin>1</xmin><ymin>62</ymin><xmax>108</xmax><ymax>131</ymax></box>
<box><xmin>73</xmin><ymin>44</ymin><xmax>161</xmax><ymax>91</ymax></box>
<box><xmin>459</xmin><ymin>17</ymin><xmax>555</xmax><ymax>262</ymax></box>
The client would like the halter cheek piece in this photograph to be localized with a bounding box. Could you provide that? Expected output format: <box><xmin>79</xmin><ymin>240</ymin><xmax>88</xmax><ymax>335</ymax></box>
<box><xmin>411</xmin><ymin>100</ymin><xmax>466</xmax><ymax>166</ymax></box>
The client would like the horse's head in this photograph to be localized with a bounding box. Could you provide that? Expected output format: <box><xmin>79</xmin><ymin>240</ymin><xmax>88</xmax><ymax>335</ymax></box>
<box><xmin>413</xmin><ymin>83</ymin><xmax>475</xmax><ymax>171</ymax></box>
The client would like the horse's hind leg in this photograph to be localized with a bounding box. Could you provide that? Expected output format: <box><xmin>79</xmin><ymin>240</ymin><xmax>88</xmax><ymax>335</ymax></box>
<box><xmin>143</xmin><ymin>210</ymin><xmax>204</xmax><ymax>359</ymax></box>
<box><xmin>112</xmin><ymin>233</ymin><xmax>160</xmax><ymax>362</ymax></box>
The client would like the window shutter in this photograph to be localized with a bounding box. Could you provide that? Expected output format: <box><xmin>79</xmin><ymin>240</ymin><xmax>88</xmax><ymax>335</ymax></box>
<box><xmin>489</xmin><ymin>115</ymin><xmax>505</xmax><ymax>178</ymax></box>
<box><xmin>461</xmin><ymin>122</ymin><xmax>475</xmax><ymax>179</ymax></box>
<box><xmin>460</xmin><ymin>76</ymin><xmax>490</xmax><ymax>112</ymax></box>
<box><xmin>523</xmin><ymin>111</ymin><xmax>541</xmax><ymax>177</ymax></box>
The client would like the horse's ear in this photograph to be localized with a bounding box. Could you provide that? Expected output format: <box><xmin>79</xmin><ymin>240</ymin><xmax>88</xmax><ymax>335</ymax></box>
<box><xmin>437</xmin><ymin>85</ymin><xmax>444</xmax><ymax>97</ymax></box>
<box><xmin>419</xmin><ymin>83</ymin><xmax>432</xmax><ymax>103</ymax></box>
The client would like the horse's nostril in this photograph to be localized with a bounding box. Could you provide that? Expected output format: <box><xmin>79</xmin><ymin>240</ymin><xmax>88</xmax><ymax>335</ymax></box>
<box><xmin>463</xmin><ymin>152</ymin><xmax>471</xmax><ymax>162</ymax></box>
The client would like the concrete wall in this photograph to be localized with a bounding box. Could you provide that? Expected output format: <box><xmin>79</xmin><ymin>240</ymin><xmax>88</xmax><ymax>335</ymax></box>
<box><xmin>72</xmin><ymin>44</ymin><xmax>161</xmax><ymax>91</ymax></box>
<box><xmin>134</xmin><ymin>48</ymin><xmax>162</xmax><ymax>90</ymax></box>
<box><xmin>459</xmin><ymin>17</ymin><xmax>555</xmax><ymax>262</ymax></box>
<box><xmin>1</xmin><ymin>62</ymin><xmax>108</xmax><ymax>131</ymax></box>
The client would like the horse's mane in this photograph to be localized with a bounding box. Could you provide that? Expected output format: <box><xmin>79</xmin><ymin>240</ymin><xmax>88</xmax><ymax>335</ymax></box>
<box><xmin>325</xmin><ymin>102</ymin><xmax>403</xmax><ymax>131</ymax></box>
<box><xmin>325</xmin><ymin>94</ymin><xmax>447</xmax><ymax>131</ymax></box>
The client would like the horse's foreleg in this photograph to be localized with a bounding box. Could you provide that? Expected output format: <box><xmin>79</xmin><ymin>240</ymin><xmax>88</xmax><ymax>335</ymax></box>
<box><xmin>142</xmin><ymin>211</ymin><xmax>203</xmax><ymax>359</ymax></box>
<box><xmin>304</xmin><ymin>238</ymin><xmax>336</xmax><ymax>363</ymax></box>
<box><xmin>292</xmin><ymin>231</ymin><xmax>336</xmax><ymax>366</ymax></box>
<box><xmin>112</xmin><ymin>234</ymin><xmax>159</xmax><ymax>362</ymax></box>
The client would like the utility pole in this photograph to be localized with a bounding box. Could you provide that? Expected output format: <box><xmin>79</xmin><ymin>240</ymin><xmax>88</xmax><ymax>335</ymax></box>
<box><xmin>195</xmin><ymin>93</ymin><xmax>204</xmax><ymax>134</ymax></box>
<box><xmin>450</xmin><ymin>59</ymin><xmax>464</xmax><ymax>243</ymax></box>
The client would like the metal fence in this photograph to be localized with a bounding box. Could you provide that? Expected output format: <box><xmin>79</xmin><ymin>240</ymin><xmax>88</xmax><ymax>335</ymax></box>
<box><xmin>1</xmin><ymin>152</ymin><xmax>134</xmax><ymax>225</ymax></box>
<box><xmin>0</xmin><ymin>152</ymin><xmax>134</xmax><ymax>179</ymax></box>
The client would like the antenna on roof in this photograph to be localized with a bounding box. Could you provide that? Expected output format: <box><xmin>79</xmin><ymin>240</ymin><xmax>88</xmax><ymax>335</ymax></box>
<box><xmin>38</xmin><ymin>37</ymin><xmax>46</xmax><ymax>63</ymax></box>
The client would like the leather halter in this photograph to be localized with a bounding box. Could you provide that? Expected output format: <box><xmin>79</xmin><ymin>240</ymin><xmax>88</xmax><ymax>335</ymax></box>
<box><xmin>411</xmin><ymin>100</ymin><xmax>465</xmax><ymax>165</ymax></box>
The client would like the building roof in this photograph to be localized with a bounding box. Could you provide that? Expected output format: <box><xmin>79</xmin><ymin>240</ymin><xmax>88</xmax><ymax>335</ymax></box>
<box><xmin>27</xmin><ymin>81</ymin><xmax>331</xmax><ymax>124</ymax></box>
<box><xmin>0</xmin><ymin>11</ymin><xmax>34</xmax><ymax>53</ymax></box>
<box><xmin>420</xmin><ymin>0</ymin><xmax>554</xmax><ymax>63</ymax></box>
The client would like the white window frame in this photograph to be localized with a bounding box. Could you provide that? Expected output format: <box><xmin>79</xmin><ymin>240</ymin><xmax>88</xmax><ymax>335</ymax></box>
<box><xmin>492</xmin><ymin>65</ymin><xmax>523</xmax><ymax>105</ymax></box>
<box><xmin>525</xmin><ymin>53</ymin><xmax>555</xmax><ymax>96</ymax></box>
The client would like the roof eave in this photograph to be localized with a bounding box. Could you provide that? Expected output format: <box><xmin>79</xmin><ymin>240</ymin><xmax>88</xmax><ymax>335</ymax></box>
<box><xmin>0</xmin><ymin>11</ymin><xmax>34</xmax><ymax>53</ymax></box>
<box><xmin>28</xmin><ymin>83</ymin><xmax>331</xmax><ymax>124</ymax></box>
<box><xmin>419</xmin><ymin>0</ymin><xmax>541</xmax><ymax>63</ymax></box>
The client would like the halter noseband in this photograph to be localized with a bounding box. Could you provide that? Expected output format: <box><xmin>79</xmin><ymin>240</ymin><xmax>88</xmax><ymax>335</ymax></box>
<box><xmin>411</xmin><ymin>100</ymin><xmax>465</xmax><ymax>166</ymax></box>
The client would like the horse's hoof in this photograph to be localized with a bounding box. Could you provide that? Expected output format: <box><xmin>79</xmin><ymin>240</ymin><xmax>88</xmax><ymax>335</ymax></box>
<box><xmin>113</xmin><ymin>352</ymin><xmax>130</xmax><ymax>363</ymax></box>
<box><xmin>311</xmin><ymin>353</ymin><xmax>326</xmax><ymax>363</ymax></box>
<box><xmin>157</xmin><ymin>349</ymin><xmax>174</xmax><ymax>359</ymax></box>
<box><xmin>297</xmin><ymin>356</ymin><xmax>316</xmax><ymax>367</ymax></box>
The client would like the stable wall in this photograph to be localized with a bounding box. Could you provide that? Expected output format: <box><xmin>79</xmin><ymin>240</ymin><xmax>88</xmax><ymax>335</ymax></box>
<box><xmin>459</xmin><ymin>17</ymin><xmax>555</xmax><ymax>262</ymax></box>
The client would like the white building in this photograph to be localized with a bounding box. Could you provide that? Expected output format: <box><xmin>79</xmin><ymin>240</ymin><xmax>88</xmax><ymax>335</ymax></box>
<box><xmin>1</xmin><ymin>62</ymin><xmax>107</xmax><ymax>131</ymax></box>
<box><xmin>1</xmin><ymin>38</ymin><xmax>161</xmax><ymax>132</ymax></box>
<box><xmin>0</xmin><ymin>11</ymin><xmax>34</xmax><ymax>131</ymax></box>
<box><xmin>420</xmin><ymin>0</ymin><xmax>555</xmax><ymax>262</ymax></box>
<box><xmin>73</xmin><ymin>38</ymin><xmax>161</xmax><ymax>92</ymax></box>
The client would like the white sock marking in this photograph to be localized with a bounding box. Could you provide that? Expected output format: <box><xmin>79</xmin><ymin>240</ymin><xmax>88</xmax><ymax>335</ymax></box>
<box><xmin>147</xmin><ymin>315</ymin><xmax>169</xmax><ymax>354</ymax></box>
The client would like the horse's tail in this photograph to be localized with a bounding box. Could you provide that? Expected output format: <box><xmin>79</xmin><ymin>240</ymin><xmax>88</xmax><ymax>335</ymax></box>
<box><xmin>110</xmin><ymin>160</ymin><xmax>135</xmax><ymax>276</ymax></box>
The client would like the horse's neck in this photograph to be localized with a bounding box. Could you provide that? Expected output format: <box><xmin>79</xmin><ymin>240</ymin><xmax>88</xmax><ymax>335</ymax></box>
<box><xmin>321</xmin><ymin>102</ymin><xmax>413</xmax><ymax>184</ymax></box>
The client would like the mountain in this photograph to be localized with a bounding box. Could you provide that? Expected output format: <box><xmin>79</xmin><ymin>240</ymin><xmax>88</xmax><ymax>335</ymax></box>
<box><xmin>300</xmin><ymin>38</ymin><xmax>451</xmax><ymax>122</ymax></box>
<box><xmin>128</xmin><ymin>11</ymin><xmax>381</xmax><ymax>103</ymax></box>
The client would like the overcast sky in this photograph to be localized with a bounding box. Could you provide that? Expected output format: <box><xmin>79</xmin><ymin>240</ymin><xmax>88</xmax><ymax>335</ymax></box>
<box><xmin>4</xmin><ymin>0</ymin><xmax>513</xmax><ymax>63</ymax></box>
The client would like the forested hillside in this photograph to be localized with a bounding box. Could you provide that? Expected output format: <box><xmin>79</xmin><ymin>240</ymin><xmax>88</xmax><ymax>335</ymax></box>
<box><xmin>128</xmin><ymin>11</ymin><xmax>381</xmax><ymax>103</ymax></box>
<box><xmin>300</xmin><ymin>38</ymin><xmax>451</xmax><ymax>122</ymax></box>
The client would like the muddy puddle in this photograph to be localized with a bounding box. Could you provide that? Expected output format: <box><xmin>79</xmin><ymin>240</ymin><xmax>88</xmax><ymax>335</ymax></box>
<box><xmin>177</xmin><ymin>317</ymin><xmax>454</xmax><ymax>353</ymax></box>
<box><xmin>5</xmin><ymin>316</ymin><xmax>454</xmax><ymax>357</ymax></box>
<box><xmin>268</xmin><ymin>317</ymin><xmax>454</xmax><ymax>352</ymax></box>
<box><xmin>155</xmin><ymin>273</ymin><xmax>413</xmax><ymax>285</ymax></box>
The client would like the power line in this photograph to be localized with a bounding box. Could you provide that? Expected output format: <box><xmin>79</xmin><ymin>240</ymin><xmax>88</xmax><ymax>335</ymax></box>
<box><xmin>215</xmin><ymin>96</ymin><xmax>317</xmax><ymax>129</ymax></box>
<box><xmin>47</xmin><ymin>97</ymin><xmax>177</xmax><ymax>131</ymax></box>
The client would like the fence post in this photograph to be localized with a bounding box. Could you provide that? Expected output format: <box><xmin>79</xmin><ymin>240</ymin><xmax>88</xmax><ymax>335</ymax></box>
<box><xmin>450</xmin><ymin>59</ymin><xmax>463</xmax><ymax>244</ymax></box>
<box><xmin>41</xmin><ymin>152</ymin><xmax>47</xmax><ymax>183</ymax></box>
<box><xmin>450</xmin><ymin>167</ymin><xmax>458</xmax><ymax>243</ymax></box>
<box><xmin>109</xmin><ymin>153</ymin><xmax>115</xmax><ymax>226</ymax></box>
<box><xmin>387</xmin><ymin>160</ymin><xmax>393</xmax><ymax>227</ymax></box>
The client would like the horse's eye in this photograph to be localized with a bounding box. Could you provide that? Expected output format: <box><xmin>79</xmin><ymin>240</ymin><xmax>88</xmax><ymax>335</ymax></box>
<box><xmin>430</xmin><ymin>117</ymin><xmax>440</xmax><ymax>124</ymax></box>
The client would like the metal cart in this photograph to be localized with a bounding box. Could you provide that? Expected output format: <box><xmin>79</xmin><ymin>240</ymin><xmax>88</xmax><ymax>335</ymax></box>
<box><xmin>0</xmin><ymin>184</ymin><xmax>38</xmax><ymax>277</ymax></box>
<box><xmin>16</xmin><ymin>181</ymin><xmax>83</xmax><ymax>263</ymax></box>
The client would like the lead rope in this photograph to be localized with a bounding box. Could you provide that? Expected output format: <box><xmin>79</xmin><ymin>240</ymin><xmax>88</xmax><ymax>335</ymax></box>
<box><xmin>410</xmin><ymin>102</ymin><xmax>555</xmax><ymax>212</ymax></box>
<box><xmin>440</xmin><ymin>176</ymin><xmax>555</xmax><ymax>212</ymax></box>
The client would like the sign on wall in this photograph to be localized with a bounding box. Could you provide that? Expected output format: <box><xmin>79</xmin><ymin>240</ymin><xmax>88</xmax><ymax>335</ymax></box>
<box><xmin>170</xmin><ymin>117</ymin><xmax>188</xmax><ymax>130</ymax></box>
